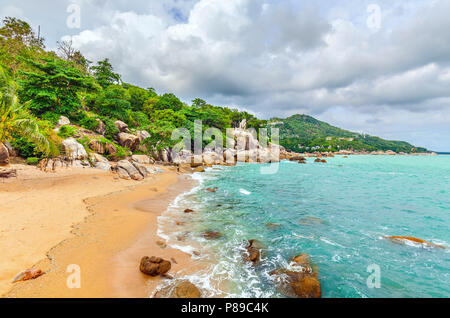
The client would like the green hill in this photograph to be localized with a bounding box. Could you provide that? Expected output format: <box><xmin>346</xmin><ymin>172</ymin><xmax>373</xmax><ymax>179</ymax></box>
<box><xmin>269</xmin><ymin>114</ymin><xmax>427</xmax><ymax>153</ymax></box>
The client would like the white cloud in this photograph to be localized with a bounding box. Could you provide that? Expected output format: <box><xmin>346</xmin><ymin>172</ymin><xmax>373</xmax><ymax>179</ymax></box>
<box><xmin>2</xmin><ymin>0</ymin><xmax>450</xmax><ymax>150</ymax></box>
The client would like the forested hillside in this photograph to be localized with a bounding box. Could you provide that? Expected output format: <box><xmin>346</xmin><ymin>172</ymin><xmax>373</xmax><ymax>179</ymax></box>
<box><xmin>0</xmin><ymin>17</ymin><xmax>426</xmax><ymax>165</ymax></box>
<box><xmin>0</xmin><ymin>17</ymin><xmax>266</xmax><ymax>163</ymax></box>
<box><xmin>270</xmin><ymin>114</ymin><xmax>427</xmax><ymax>153</ymax></box>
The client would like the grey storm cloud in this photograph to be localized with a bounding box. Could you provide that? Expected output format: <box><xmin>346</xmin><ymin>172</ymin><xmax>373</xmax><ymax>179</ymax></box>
<box><xmin>1</xmin><ymin>0</ymin><xmax>450</xmax><ymax>151</ymax></box>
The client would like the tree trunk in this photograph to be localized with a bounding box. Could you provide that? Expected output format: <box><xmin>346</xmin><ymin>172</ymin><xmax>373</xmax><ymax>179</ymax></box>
<box><xmin>0</xmin><ymin>142</ymin><xmax>10</xmax><ymax>166</ymax></box>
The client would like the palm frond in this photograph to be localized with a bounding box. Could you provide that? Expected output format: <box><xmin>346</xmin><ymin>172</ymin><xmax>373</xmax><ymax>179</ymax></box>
<box><xmin>13</xmin><ymin>118</ymin><xmax>50</xmax><ymax>155</ymax></box>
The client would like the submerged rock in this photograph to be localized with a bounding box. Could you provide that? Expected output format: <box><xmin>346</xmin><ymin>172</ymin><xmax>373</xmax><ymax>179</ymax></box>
<box><xmin>139</xmin><ymin>256</ymin><xmax>171</xmax><ymax>276</ymax></box>
<box><xmin>202</xmin><ymin>231</ymin><xmax>223</xmax><ymax>240</ymax></box>
<box><xmin>300</xmin><ymin>216</ymin><xmax>328</xmax><ymax>226</ymax></box>
<box><xmin>154</xmin><ymin>280</ymin><xmax>201</xmax><ymax>298</ymax></box>
<box><xmin>386</xmin><ymin>236</ymin><xmax>446</xmax><ymax>249</ymax></box>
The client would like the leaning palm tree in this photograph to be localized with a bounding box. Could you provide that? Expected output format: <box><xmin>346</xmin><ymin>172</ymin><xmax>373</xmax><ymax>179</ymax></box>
<box><xmin>0</xmin><ymin>66</ymin><xmax>50</xmax><ymax>166</ymax></box>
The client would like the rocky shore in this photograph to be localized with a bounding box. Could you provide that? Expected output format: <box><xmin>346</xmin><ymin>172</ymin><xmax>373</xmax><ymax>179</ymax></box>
<box><xmin>0</xmin><ymin>117</ymin><xmax>441</xmax><ymax>298</ymax></box>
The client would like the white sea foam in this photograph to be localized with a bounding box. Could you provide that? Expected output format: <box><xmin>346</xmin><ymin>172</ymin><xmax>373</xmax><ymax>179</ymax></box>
<box><xmin>239</xmin><ymin>189</ymin><xmax>251</xmax><ymax>195</ymax></box>
<box><xmin>320</xmin><ymin>237</ymin><xmax>346</xmax><ymax>248</ymax></box>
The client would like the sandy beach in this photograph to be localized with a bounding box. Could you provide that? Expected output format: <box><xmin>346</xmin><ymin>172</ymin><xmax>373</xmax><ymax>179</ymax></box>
<box><xmin>0</xmin><ymin>164</ymin><xmax>200</xmax><ymax>298</ymax></box>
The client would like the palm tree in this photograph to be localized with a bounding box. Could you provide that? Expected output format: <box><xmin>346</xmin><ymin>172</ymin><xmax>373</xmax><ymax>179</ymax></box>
<box><xmin>0</xmin><ymin>66</ymin><xmax>49</xmax><ymax>166</ymax></box>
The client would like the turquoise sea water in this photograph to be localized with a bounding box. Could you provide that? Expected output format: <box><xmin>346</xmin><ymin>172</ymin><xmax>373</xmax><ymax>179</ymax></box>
<box><xmin>160</xmin><ymin>156</ymin><xmax>450</xmax><ymax>298</ymax></box>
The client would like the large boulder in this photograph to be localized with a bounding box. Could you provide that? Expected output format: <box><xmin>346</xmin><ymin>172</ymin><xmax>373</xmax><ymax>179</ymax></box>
<box><xmin>178</xmin><ymin>163</ymin><xmax>193</xmax><ymax>173</ymax></box>
<box><xmin>159</xmin><ymin>148</ymin><xmax>172</xmax><ymax>163</ymax></box>
<box><xmin>133</xmin><ymin>162</ymin><xmax>149</xmax><ymax>178</ymax></box>
<box><xmin>270</xmin><ymin>269</ymin><xmax>321</xmax><ymax>298</ymax></box>
<box><xmin>136</xmin><ymin>130</ymin><xmax>151</xmax><ymax>141</ymax></box>
<box><xmin>57</xmin><ymin>116</ymin><xmax>70</xmax><ymax>127</ymax></box>
<box><xmin>154</xmin><ymin>281</ymin><xmax>201</xmax><ymax>298</ymax></box>
<box><xmin>114</xmin><ymin>120</ymin><xmax>129</xmax><ymax>133</ymax></box>
<box><xmin>0</xmin><ymin>143</ymin><xmax>10</xmax><ymax>166</ymax></box>
<box><xmin>117</xmin><ymin>160</ymin><xmax>144</xmax><ymax>180</ymax></box>
<box><xmin>105</xmin><ymin>143</ymin><xmax>118</xmax><ymax>156</ymax></box>
<box><xmin>3</xmin><ymin>141</ymin><xmax>17</xmax><ymax>158</ymax></box>
<box><xmin>244</xmin><ymin>239</ymin><xmax>263</xmax><ymax>265</ymax></box>
<box><xmin>131</xmin><ymin>155</ymin><xmax>152</xmax><ymax>165</ymax></box>
<box><xmin>173</xmin><ymin>149</ymin><xmax>192</xmax><ymax>164</ymax></box>
<box><xmin>140</xmin><ymin>256</ymin><xmax>171</xmax><ymax>276</ymax></box>
<box><xmin>90</xmin><ymin>153</ymin><xmax>111</xmax><ymax>171</ymax></box>
<box><xmin>62</xmin><ymin>138</ymin><xmax>88</xmax><ymax>160</ymax></box>
<box><xmin>118</xmin><ymin>133</ymin><xmax>140</xmax><ymax>151</ymax></box>
<box><xmin>89</xmin><ymin>139</ymin><xmax>106</xmax><ymax>154</ymax></box>
<box><xmin>40</xmin><ymin>158</ymin><xmax>69</xmax><ymax>172</ymax></box>
<box><xmin>223</xmin><ymin>148</ymin><xmax>237</xmax><ymax>163</ymax></box>
<box><xmin>270</xmin><ymin>253</ymin><xmax>321</xmax><ymax>298</ymax></box>
<box><xmin>203</xmin><ymin>151</ymin><xmax>222</xmax><ymax>165</ymax></box>
<box><xmin>95</xmin><ymin>118</ymin><xmax>106</xmax><ymax>135</ymax></box>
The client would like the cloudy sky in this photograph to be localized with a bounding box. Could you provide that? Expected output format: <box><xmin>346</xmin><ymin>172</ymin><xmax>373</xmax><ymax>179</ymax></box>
<box><xmin>2</xmin><ymin>0</ymin><xmax>450</xmax><ymax>151</ymax></box>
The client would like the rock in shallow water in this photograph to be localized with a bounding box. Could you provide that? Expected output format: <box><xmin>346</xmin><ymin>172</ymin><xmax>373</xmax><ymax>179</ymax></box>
<box><xmin>386</xmin><ymin>236</ymin><xmax>446</xmax><ymax>249</ymax></box>
<box><xmin>244</xmin><ymin>239</ymin><xmax>263</xmax><ymax>265</ymax></box>
<box><xmin>270</xmin><ymin>253</ymin><xmax>321</xmax><ymax>298</ymax></box>
<box><xmin>154</xmin><ymin>280</ymin><xmax>201</xmax><ymax>298</ymax></box>
<box><xmin>202</xmin><ymin>231</ymin><xmax>222</xmax><ymax>240</ymax></box>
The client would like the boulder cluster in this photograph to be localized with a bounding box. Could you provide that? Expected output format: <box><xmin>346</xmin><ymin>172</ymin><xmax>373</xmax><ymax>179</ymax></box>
<box><xmin>25</xmin><ymin>116</ymin><xmax>161</xmax><ymax>181</ymax></box>
<box><xmin>270</xmin><ymin>253</ymin><xmax>321</xmax><ymax>298</ymax></box>
<box><xmin>239</xmin><ymin>239</ymin><xmax>322</xmax><ymax>298</ymax></box>
<box><xmin>158</xmin><ymin>119</ymin><xmax>283</xmax><ymax>168</ymax></box>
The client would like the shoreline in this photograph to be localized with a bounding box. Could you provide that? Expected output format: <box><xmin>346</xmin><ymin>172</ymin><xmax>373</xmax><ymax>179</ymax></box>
<box><xmin>1</xmin><ymin>164</ymin><xmax>200</xmax><ymax>298</ymax></box>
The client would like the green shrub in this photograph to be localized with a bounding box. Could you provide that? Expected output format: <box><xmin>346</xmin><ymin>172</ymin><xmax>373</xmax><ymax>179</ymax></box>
<box><xmin>58</xmin><ymin>125</ymin><xmax>77</xmax><ymax>139</ymax></box>
<box><xmin>26</xmin><ymin>157</ymin><xmax>40</xmax><ymax>165</ymax></box>
<box><xmin>130</xmin><ymin>111</ymin><xmax>150</xmax><ymax>128</ymax></box>
<box><xmin>41</xmin><ymin>111</ymin><xmax>61</xmax><ymax>126</ymax></box>
<box><xmin>10</xmin><ymin>134</ymin><xmax>44</xmax><ymax>158</ymax></box>
<box><xmin>79</xmin><ymin>115</ymin><xmax>100</xmax><ymax>131</ymax></box>
<box><xmin>107</xmin><ymin>144</ymin><xmax>130</xmax><ymax>161</ymax></box>
<box><xmin>99</xmin><ymin>116</ymin><xmax>119</xmax><ymax>140</ymax></box>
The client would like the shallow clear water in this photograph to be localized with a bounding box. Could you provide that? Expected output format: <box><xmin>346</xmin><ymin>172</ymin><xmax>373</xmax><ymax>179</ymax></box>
<box><xmin>161</xmin><ymin>155</ymin><xmax>450</xmax><ymax>298</ymax></box>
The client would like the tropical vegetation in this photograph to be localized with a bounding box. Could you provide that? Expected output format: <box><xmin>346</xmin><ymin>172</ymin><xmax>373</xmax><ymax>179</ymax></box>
<box><xmin>0</xmin><ymin>16</ymin><xmax>427</xmax><ymax>166</ymax></box>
